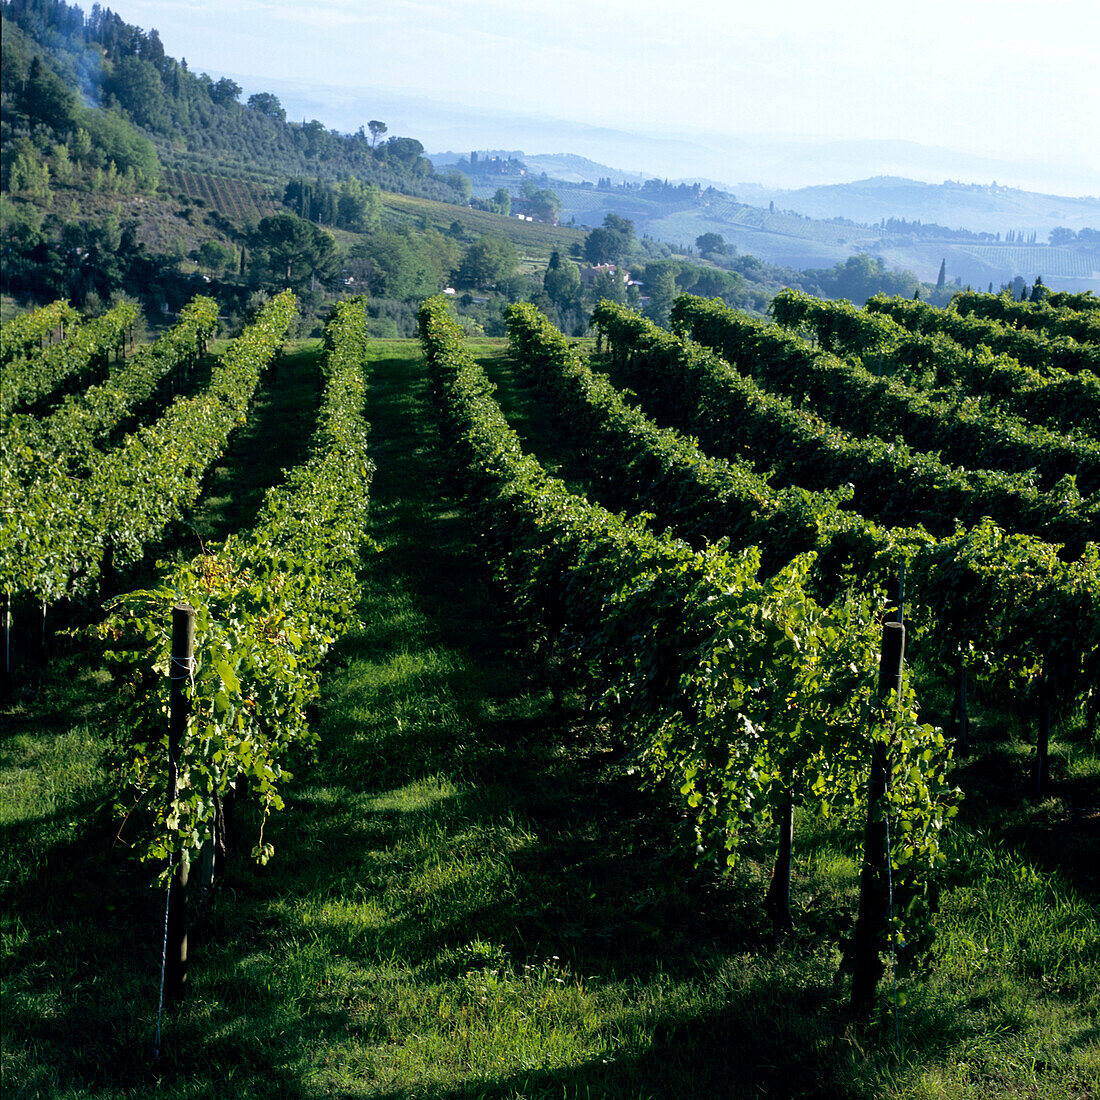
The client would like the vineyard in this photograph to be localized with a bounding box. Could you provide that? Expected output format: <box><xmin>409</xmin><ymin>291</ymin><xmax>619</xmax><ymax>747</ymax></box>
<box><xmin>958</xmin><ymin>245</ymin><xmax>1100</xmax><ymax>281</ymax></box>
<box><xmin>160</xmin><ymin>168</ymin><xmax>282</xmax><ymax>221</ymax></box>
<box><xmin>1</xmin><ymin>288</ymin><xmax>1098</xmax><ymax>1098</ymax></box>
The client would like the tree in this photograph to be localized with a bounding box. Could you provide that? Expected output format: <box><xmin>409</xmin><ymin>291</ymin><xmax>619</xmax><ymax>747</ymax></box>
<box><xmin>0</xmin><ymin>195</ymin><xmax>44</xmax><ymax>250</ymax></box>
<box><xmin>373</xmin><ymin>136</ymin><xmax>428</xmax><ymax>178</ymax></box>
<box><xmin>645</xmin><ymin>266</ymin><xmax>676</xmax><ymax>328</ymax></box>
<box><xmin>593</xmin><ymin>266</ymin><xmax>626</xmax><ymax>305</ymax></box>
<box><xmin>75</xmin><ymin>108</ymin><xmax>161</xmax><ymax>188</ymax></box>
<box><xmin>491</xmin><ymin>188</ymin><xmax>511</xmax><ymax>216</ymax></box>
<box><xmin>458</xmin><ymin>235</ymin><xmax>518</xmax><ymax>290</ymax></box>
<box><xmin>348</xmin><ymin>227</ymin><xmax>455</xmax><ymax>299</ymax></box>
<box><xmin>544</xmin><ymin>251</ymin><xmax>581</xmax><ymax>309</ymax></box>
<box><xmin>936</xmin><ymin>258</ymin><xmax>946</xmax><ymax>289</ymax></box>
<box><xmin>526</xmin><ymin>188</ymin><xmax>561</xmax><ymax>224</ymax></box>
<box><xmin>21</xmin><ymin>56</ymin><xmax>79</xmax><ymax>133</ymax></box>
<box><xmin>7</xmin><ymin>148</ymin><xmax>52</xmax><ymax>203</ymax></box>
<box><xmin>444</xmin><ymin>170</ymin><xmax>473</xmax><ymax>203</ymax></box>
<box><xmin>585</xmin><ymin>213</ymin><xmax>635</xmax><ymax>265</ymax></box>
<box><xmin>247</xmin><ymin>92</ymin><xmax>285</xmax><ymax>122</ymax></box>
<box><xmin>336</xmin><ymin>179</ymin><xmax>382</xmax><ymax>233</ymax></box>
<box><xmin>695</xmin><ymin>232</ymin><xmax>726</xmax><ymax>255</ymax></box>
<box><xmin>210</xmin><ymin>77</ymin><xmax>242</xmax><ymax>105</ymax></box>
<box><xmin>368</xmin><ymin>120</ymin><xmax>387</xmax><ymax>149</ymax></box>
<box><xmin>107</xmin><ymin>56</ymin><xmax>168</xmax><ymax>132</ymax></box>
<box><xmin>250</xmin><ymin>212</ymin><xmax>339</xmax><ymax>291</ymax></box>
<box><xmin>196</xmin><ymin>239</ymin><xmax>236</xmax><ymax>274</ymax></box>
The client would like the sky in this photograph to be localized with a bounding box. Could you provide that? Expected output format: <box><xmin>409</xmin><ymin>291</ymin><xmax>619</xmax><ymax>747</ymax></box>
<box><xmin>107</xmin><ymin>0</ymin><xmax>1099</xmax><ymax>194</ymax></box>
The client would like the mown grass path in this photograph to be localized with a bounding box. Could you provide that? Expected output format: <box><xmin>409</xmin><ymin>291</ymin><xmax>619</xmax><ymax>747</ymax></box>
<box><xmin>2</xmin><ymin>338</ymin><xmax>1097</xmax><ymax>1100</ymax></box>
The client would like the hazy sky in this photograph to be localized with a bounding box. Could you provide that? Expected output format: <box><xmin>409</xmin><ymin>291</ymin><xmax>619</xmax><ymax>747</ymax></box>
<box><xmin>110</xmin><ymin>0</ymin><xmax>1098</xmax><ymax>189</ymax></box>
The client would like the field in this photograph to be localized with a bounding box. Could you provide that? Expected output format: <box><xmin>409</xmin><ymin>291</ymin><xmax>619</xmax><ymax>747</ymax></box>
<box><xmin>2</xmin><ymin>291</ymin><xmax>1099</xmax><ymax>1098</ymax></box>
<box><xmin>381</xmin><ymin>193</ymin><xmax>587</xmax><ymax>274</ymax></box>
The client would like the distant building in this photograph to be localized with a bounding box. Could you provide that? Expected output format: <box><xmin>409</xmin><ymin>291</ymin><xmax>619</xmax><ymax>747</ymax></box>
<box><xmin>579</xmin><ymin>263</ymin><xmax>634</xmax><ymax>287</ymax></box>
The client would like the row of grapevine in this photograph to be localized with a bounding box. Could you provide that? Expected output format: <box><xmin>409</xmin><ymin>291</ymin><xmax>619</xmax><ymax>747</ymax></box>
<box><xmin>1045</xmin><ymin>290</ymin><xmax>1100</xmax><ymax>312</ymax></box>
<box><xmin>592</xmin><ymin>301</ymin><xmax>1097</xmax><ymax>551</ymax></box>
<box><xmin>506</xmin><ymin>303</ymin><xmax>1099</xmax><ymax>756</ymax></box>
<box><xmin>676</xmin><ymin>292</ymin><xmax>1100</xmax><ymax>494</ymax></box>
<box><xmin>1</xmin><ymin>301</ymin><xmax>138</xmax><ymax>418</ymax></box>
<box><xmin>865</xmin><ymin>294</ymin><xmax>1100</xmax><ymax>376</ymax></box>
<box><xmin>769</xmin><ymin>289</ymin><xmax>1100</xmax><ymax>439</ymax></box>
<box><xmin>98</xmin><ymin>296</ymin><xmax>375</xmax><ymax>873</ymax></box>
<box><xmin>421</xmin><ymin>294</ymin><xmax>957</xmax><ymax>963</ymax></box>
<box><xmin>505</xmin><ymin>302</ymin><xmax>908</xmax><ymax>593</ymax></box>
<box><xmin>952</xmin><ymin>289</ymin><xmax>1100</xmax><ymax>343</ymax></box>
<box><xmin>0</xmin><ymin>299</ymin><xmax>80</xmax><ymax>365</ymax></box>
<box><xmin>4</xmin><ymin>297</ymin><xmax>219</xmax><ymax>480</ymax></box>
<box><xmin>0</xmin><ymin>292</ymin><xmax>296</xmax><ymax>610</ymax></box>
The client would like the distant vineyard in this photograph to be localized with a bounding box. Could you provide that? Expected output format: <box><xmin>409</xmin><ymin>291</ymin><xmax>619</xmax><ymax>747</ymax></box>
<box><xmin>382</xmin><ymin>191</ymin><xmax>585</xmax><ymax>264</ymax></box>
<box><xmin>161</xmin><ymin>169</ymin><xmax>281</xmax><ymax>221</ymax></box>
<box><xmin>957</xmin><ymin>244</ymin><xmax>1099</xmax><ymax>279</ymax></box>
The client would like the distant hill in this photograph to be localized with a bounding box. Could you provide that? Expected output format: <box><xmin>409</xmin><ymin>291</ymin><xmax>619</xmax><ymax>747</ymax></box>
<box><xmin>434</xmin><ymin>147</ymin><xmax>1100</xmax><ymax>292</ymax></box>
<box><xmin>741</xmin><ymin>177</ymin><xmax>1100</xmax><ymax>235</ymax></box>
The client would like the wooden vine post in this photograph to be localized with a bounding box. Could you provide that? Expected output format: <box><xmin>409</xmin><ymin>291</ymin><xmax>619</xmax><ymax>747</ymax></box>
<box><xmin>850</xmin><ymin>619</ymin><xmax>905</xmax><ymax>1016</ymax></box>
<box><xmin>166</xmin><ymin>603</ymin><xmax>194</xmax><ymax>1005</ymax></box>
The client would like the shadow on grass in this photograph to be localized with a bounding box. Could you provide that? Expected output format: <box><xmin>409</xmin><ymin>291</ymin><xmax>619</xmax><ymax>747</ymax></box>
<box><xmin>181</xmin><ymin>341</ymin><xmax>324</xmax><ymax>549</ymax></box>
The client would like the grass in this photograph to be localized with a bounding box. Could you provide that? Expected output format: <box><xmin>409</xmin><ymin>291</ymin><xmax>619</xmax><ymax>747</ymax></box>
<box><xmin>2</xmin><ymin>339</ymin><xmax>1098</xmax><ymax>1098</ymax></box>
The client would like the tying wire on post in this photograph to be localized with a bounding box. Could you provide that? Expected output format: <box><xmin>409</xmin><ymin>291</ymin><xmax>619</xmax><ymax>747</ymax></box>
<box><xmin>170</xmin><ymin>653</ymin><xmax>196</xmax><ymax>690</ymax></box>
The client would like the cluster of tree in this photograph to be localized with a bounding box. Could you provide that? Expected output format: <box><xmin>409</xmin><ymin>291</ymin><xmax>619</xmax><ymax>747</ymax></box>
<box><xmin>2</xmin><ymin>19</ymin><xmax>161</xmax><ymax>196</ymax></box>
<box><xmin>282</xmin><ymin>177</ymin><xmax>382</xmax><ymax>233</ymax></box>
<box><xmin>529</xmin><ymin>242</ymin><xmax>764</xmax><ymax>336</ymax></box>
<box><xmin>999</xmin><ymin>275</ymin><xmax>1051</xmax><ymax>302</ymax></box>
<box><xmin>0</xmin><ymin>202</ymin><xmax>238</xmax><ymax>318</ymax></box>
<box><xmin>876</xmin><ymin>217</ymin><xmax>998</xmax><ymax>242</ymax></box>
<box><xmin>463</xmin><ymin>151</ymin><xmax>527</xmax><ymax>176</ymax></box>
<box><xmin>1048</xmin><ymin>227</ymin><xmax>1100</xmax><ymax>246</ymax></box>
<box><xmin>801</xmin><ymin>254</ymin><xmax>920</xmax><ymax>305</ymax></box>
<box><xmin>639</xmin><ymin>178</ymin><xmax>706</xmax><ymax>201</ymax></box>
<box><xmin>581</xmin><ymin>174</ymin><xmax>723</xmax><ymax>203</ymax></box>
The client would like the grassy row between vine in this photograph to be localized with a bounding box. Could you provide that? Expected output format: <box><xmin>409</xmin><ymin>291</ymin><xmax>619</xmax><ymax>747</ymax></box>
<box><xmin>3</xmin><ymin>296</ymin><xmax>218</xmax><ymax>478</ymax></box>
<box><xmin>1</xmin><ymin>292</ymin><xmax>296</xmax><ymax>607</ymax></box>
